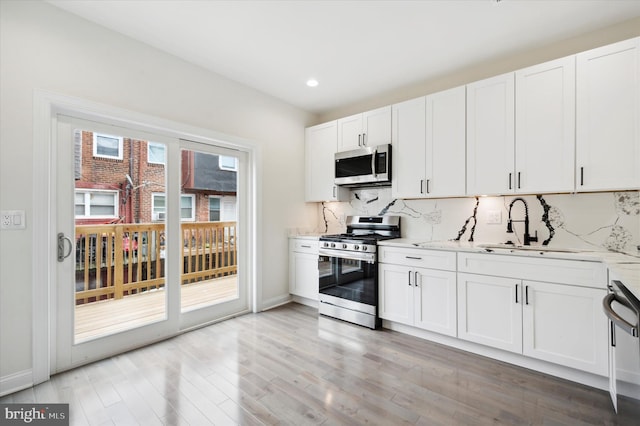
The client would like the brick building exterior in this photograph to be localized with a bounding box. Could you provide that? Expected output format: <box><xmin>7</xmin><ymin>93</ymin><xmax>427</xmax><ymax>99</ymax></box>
<box><xmin>75</xmin><ymin>131</ymin><xmax>236</xmax><ymax>225</ymax></box>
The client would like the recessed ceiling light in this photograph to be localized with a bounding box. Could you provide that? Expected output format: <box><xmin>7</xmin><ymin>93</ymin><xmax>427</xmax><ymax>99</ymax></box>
<box><xmin>306</xmin><ymin>79</ymin><xmax>319</xmax><ymax>88</ymax></box>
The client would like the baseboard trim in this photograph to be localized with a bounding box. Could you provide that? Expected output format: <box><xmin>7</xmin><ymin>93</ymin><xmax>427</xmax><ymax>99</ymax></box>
<box><xmin>290</xmin><ymin>295</ymin><xmax>318</xmax><ymax>308</ymax></box>
<box><xmin>0</xmin><ymin>369</ymin><xmax>33</xmax><ymax>397</ymax></box>
<box><xmin>260</xmin><ymin>294</ymin><xmax>292</xmax><ymax>311</ymax></box>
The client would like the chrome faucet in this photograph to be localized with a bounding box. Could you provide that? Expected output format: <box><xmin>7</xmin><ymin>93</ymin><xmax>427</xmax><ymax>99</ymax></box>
<box><xmin>507</xmin><ymin>197</ymin><xmax>538</xmax><ymax>246</ymax></box>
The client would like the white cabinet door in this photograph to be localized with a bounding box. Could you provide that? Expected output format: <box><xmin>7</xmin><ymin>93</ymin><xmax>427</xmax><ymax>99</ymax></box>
<box><xmin>414</xmin><ymin>268</ymin><xmax>457</xmax><ymax>337</ymax></box>
<box><xmin>466</xmin><ymin>73</ymin><xmax>515</xmax><ymax>195</ymax></box>
<box><xmin>338</xmin><ymin>106</ymin><xmax>392</xmax><ymax>152</ymax></box>
<box><xmin>337</xmin><ymin>113</ymin><xmax>363</xmax><ymax>152</ymax></box>
<box><xmin>457</xmin><ymin>272</ymin><xmax>522</xmax><ymax>354</ymax></box>
<box><xmin>305</xmin><ymin>121</ymin><xmax>348</xmax><ymax>202</ymax></box>
<box><xmin>391</xmin><ymin>97</ymin><xmax>426</xmax><ymax>198</ymax></box>
<box><xmin>515</xmin><ymin>56</ymin><xmax>575</xmax><ymax>193</ymax></box>
<box><xmin>363</xmin><ymin>106</ymin><xmax>392</xmax><ymax>147</ymax></box>
<box><xmin>427</xmin><ymin>86</ymin><xmax>466</xmax><ymax>197</ymax></box>
<box><xmin>378</xmin><ymin>263</ymin><xmax>414</xmax><ymax>325</ymax></box>
<box><xmin>289</xmin><ymin>250</ymin><xmax>319</xmax><ymax>301</ymax></box>
<box><xmin>522</xmin><ymin>280</ymin><xmax>607</xmax><ymax>376</ymax></box>
<box><xmin>576</xmin><ymin>37</ymin><xmax>640</xmax><ymax>191</ymax></box>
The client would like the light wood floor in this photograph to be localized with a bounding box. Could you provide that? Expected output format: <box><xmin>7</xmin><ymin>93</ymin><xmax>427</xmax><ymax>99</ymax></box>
<box><xmin>3</xmin><ymin>303</ymin><xmax>639</xmax><ymax>425</ymax></box>
<box><xmin>75</xmin><ymin>276</ymin><xmax>238</xmax><ymax>342</ymax></box>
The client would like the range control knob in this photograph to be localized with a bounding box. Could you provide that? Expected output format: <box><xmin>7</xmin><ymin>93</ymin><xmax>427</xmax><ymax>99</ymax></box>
<box><xmin>342</xmin><ymin>243</ymin><xmax>348</xmax><ymax>249</ymax></box>
<box><xmin>354</xmin><ymin>245</ymin><xmax>360</xmax><ymax>251</ymax></box>
<box><xmin>361</xmin><ymin>246</ymin><xmax>368</xmax><ymax>251</ymax></box>
<box><xmin>330</xmin><ymin>243</ymin><xmax>336</xmax><ymax>248</ymax></box>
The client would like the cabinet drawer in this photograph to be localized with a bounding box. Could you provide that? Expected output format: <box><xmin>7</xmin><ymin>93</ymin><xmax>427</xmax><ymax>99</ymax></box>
<box><xmin>458</xmin><ymin>252</ymin><xmax>606</xmax><ymax>288</ymax></box>
<box><xmin>378</xmin><ymin>246</ymin><xmax>456</xmax><ymax>271</ymax></box>
<box><xmin>289</xmin><ymin>238</ymin><xmax>319</xmax><ymax>254</ymax></box>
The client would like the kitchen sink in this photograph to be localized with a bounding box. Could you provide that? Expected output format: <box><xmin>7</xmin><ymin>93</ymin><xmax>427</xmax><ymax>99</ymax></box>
<box><xmin>476</xmin><ymin>243</ymin><xmax>582</xmax><ymax>253</ymax></box>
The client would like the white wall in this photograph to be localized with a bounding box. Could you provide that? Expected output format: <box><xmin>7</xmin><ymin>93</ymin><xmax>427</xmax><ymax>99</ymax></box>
<box><xmin>318</xmin><ymin>16</ymin><xmax>640</xmax><ymax>123</ymax></box>
<box><xmin>0</xmin><ymin>0</ymin><xmax>317</xmax><ymax>385</ymax></box>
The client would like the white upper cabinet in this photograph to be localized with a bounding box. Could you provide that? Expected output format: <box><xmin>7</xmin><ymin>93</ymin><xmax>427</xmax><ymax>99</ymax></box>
<box><xmin>466</xmin><ymin>73</ymin><xmax>515</xmax><ymax>195</ymax></box>
<box><xmin>468</xmin><ymin>57</ymin><xmax>576</xmax><ymax>196</ymax></box>
<box><xmin>337</xmin><ymin>106</ymin><xmax>392</xmax><ymax>152</ymax></box>
<box><xmin>515</xmin><ymin>56</ymin><xmax>576</xmax><ymax>193</ymax></box>
<box><xmin>427</xmin><ymin>86</ymin><xmax>467</xmax><ymax>197</ymax></box>
<box><xmin>576</xmin><ymin>37</ymin><xmax>640</xmax><ymax>192</ymax></box>
<box><xmin>392</xmin><ymin>87</ymin><xmax>466</xmax><ymax>199</ymax></box>
<box><xmin>391</xmin><ymin>97</ymin><xmax>426</xmax><ymax>198</ymax></box>
<box><xmin>305</xmin><ymin>121</ymin><xmax>349</xmax><ymax>202</ymax></box>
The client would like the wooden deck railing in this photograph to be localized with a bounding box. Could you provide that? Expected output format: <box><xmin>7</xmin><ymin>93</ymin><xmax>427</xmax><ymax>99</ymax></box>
<box><xmin>75</xmin><ymin>221</ymin><xmax>237</xmax><ymax>305</ymax></box>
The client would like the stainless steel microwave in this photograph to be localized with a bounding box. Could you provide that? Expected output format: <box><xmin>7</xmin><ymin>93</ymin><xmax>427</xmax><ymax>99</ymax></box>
<box><xmin>335</xmin><ymin>144</ymin><xmax>391</xmax><ymax>187</ymax></box>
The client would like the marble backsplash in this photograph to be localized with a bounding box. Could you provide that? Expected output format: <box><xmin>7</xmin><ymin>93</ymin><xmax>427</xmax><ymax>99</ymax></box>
<box><xmin>314</xmin><ymin>189</ymin><xmax>640</xmax><ymax>254</ymax></box>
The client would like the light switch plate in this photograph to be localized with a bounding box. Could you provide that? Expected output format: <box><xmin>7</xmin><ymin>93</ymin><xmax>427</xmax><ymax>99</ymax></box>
<box><xmin>1</xmin><ymin>210</ymin><xmax>26</xmax><ymax>230</ymax></box>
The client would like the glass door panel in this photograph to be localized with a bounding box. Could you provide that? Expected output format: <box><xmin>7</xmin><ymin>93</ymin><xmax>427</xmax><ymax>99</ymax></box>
<box><xmin>71</xmin><ymin>128</ymin><xmax>168</xmax><ymax>343</ymax></box>
<box><xmin>180</xmin><ymin>148</ymin><xmax>239</xmax><ymax>312</ymax></box>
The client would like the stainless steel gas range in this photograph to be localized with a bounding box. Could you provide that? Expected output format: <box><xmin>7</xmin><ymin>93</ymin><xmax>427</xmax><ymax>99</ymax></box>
<box><xmin>318</xmin><ymin>215</ymin><xmax>401</xmax><ymax>329</ymax></box>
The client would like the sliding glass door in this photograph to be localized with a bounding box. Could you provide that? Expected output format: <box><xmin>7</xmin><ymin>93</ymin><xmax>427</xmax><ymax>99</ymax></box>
<box><xmin>54</xmin><ymin>115</ymin><xmax>249</xmax><ymax>372</ymax></box>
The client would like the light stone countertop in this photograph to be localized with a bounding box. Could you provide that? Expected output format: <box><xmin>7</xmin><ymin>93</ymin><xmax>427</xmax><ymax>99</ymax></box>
<box><xmin>288</xmin><ymin>234</ymin><xmax>322</xmax><ymax>240</ymax></box>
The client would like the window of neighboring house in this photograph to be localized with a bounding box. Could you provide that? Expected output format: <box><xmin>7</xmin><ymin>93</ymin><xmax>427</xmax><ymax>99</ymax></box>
<box><xmin>152</xmin><ymin>193</ymin><xmax>195</xmax><ymax>221</ymax></box>
<box><xmin>75</xmin><ymin>190</ymin><xmax>118</xmax><ymax>218</ymax></box>
<box><xmin>209</xmin><ymin>197</ymin><xmax>221</xmax><ymax>221</ymax></box>
<box><xmin>148</xmin><ymin>142</ymin><xmax>166</xmax><ymax>165</ymax></box>
<box><xmin>219</xmin><ymin>155</ymin><xmax>237</xmax><ymax>171</ymax></box>
<box><xmin>93</xmin><ymin>133</ymin><xmax>123</xmax><ymax>160</ymax></box>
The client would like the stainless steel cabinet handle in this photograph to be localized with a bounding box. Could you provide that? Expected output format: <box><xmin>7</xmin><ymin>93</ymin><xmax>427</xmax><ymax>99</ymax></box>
<box><xmin>426</xmin><ymin>179</ymin><xmax>430</xmax><ymax>194</ymax></box>
<box><xmin>362</xmin><ymin>133</ymin><xmax>366</xmax><ymax>146</ymax></box>
<box><xmin>408</xmin><ymin>270</ymin><xmax>413</xmax><ymax>286</ymax></box>
<box><xmin>508</xmin><ymin>173</ymin><xmax>512</xmax><ymax>190</ymax></box>
<box><xmin>420</xmin><ymin>179</ymin><xmax>424</xmax><ymax>194</ymax></box>
<box><xmin>405</xmin><ymin>256</ymin><xmax>422</xmax><ymax>260</ymax></box>
<box><xmin>300</xmin><ymin>245</ymin><xmax>311</xmax><ymax>248</ymax></box>
<box><xmin>525</xmin><ymin>285</ymin><xmax>529</xmax><ymax>305</ymax></box>
<box><xmin>517</xmin><ymin>172</ymin><xmax>521</xmax><ymax>189</ymax></box>
<box><xmin>610</xmin><ymin>320</ymin><xmax>616</xmax><ymax>348</ymax></box>
<box><xmin>358</xmin><ymin>134</ymin><xmax>362</xmax><ymax>146</ymax></box>
<box><xmin>603</xmin><ymin>293</ymin><xmax>639</xmax><ymax>337</ymax></box>
<box><xmin>580</xmin><ymin>167</ymin><xmax>584</xmax><ymax>186</ymax></box>
<box><xmin>414</xmin><ymin>271</ymin><xmax>419</xmax><ymax>287</ymax></box>
<box><xmin>515</xmin><ymin>284</ymin><xmax>519</xmax><ymax>304</ymax></box>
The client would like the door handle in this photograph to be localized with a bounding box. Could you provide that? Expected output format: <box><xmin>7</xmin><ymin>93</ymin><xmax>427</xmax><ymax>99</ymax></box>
<box><xmin>57</xmin><ymin>232</ymin><xmax>73</xmax><ymax>262</ymax></box>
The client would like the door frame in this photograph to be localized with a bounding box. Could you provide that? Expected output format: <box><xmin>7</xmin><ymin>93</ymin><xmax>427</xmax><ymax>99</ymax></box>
<box><xmin>33</xmin><ymin>90</ymin><xmax>263</xmax><ymax>385</ymax></box>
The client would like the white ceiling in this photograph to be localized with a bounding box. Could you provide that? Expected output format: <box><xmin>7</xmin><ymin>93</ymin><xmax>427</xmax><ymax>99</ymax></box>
<box><xmin>46</xmin><ymin>0</ymin><xmax>640</xmax><ymax>115</ymax></box>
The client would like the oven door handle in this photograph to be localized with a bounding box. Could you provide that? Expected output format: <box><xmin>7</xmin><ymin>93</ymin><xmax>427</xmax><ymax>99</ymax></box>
<box><xmin>319</xmin><ymin>248</ymin><xmax>376</xmax><ymax>263</ymax></box>
<box><xmin>603</xmin><ymin>293</ymin><xmax>639</xmax><ymax>338</ymax></box>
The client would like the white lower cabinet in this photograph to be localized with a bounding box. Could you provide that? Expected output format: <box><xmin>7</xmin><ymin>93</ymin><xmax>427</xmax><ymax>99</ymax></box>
<box><xmin>522</xmin><ymin>280</ymin><xmax>607</xmax><ymax>375</ymax></box>
<box><xmin>378</xmin><ymin>248</ymin><xmax>457</xmax><ymax>337</ymax></box>
<box><xmin>289</xmin><ymin>238</ymin><xmax>319</xmax><ymax>301</ymax></box>
<box><xmin>457</xmin><ymin>253</ymin><xmax>608</xmax><ymax>376</ymax></box>
<box><xmin>457</xmin><ymin>273</ymin><xmax>522</xmax><ymax>353</ymax></box>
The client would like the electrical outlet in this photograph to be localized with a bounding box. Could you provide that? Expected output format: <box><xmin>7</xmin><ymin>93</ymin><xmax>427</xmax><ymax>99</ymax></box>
<box><xmin>486</xmin><ymin>210</ymin><xmax>502</xmax><ymax>225</ymax></box>
<box><xmin>1</xmin><ymin>210</ymin><xmax>26</xmax><ymax>230</ymax></box>
<box><xmin>1</xmin><ymin>213</ymin><xmax>11</xmax><ymax>228</ymax></box>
